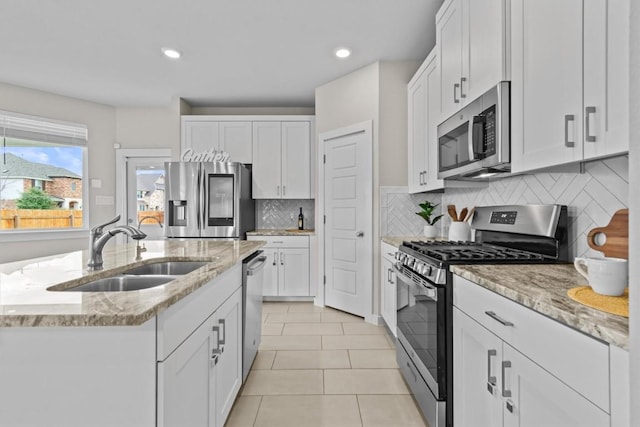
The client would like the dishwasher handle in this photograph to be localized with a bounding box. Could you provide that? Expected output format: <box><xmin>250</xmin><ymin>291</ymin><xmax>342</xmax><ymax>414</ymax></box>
<box><xmin>247</xmin><ymin>256</ymin><xmax>268</xmax><ymax>276</ymax></box>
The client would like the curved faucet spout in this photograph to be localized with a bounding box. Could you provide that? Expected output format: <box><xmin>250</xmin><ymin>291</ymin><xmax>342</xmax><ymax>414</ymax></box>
<box><xmin>87</xmin><ymin>221</ymin><xmax>147</xmax><ymax>270</ymax></box>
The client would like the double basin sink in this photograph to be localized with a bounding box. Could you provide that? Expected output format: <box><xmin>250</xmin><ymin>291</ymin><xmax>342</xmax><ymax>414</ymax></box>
<box><xmin>55</xmin><ymin>261</ymin><xmax>210</xmax><ymax>292</ymax></box>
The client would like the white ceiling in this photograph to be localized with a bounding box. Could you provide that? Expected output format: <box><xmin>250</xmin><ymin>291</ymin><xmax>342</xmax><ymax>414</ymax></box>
<box><xmin>1</xmin><ymin>0</ymin><xmax>443</xmax><ymax>108</ymax></box>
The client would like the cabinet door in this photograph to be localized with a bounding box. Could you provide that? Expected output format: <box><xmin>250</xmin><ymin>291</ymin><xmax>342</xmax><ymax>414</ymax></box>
<box><xmin>453</xmin><ymin>308</ymin><xmax>503</xmax><ymax>427</ymax></box>
<box><xmin>262</xmin><ymin>249</ymin><xmax>279</xmax><ymax>297</ymax></box>
<box><xmin>503</xmin><ymin>343</ymin><xmax>609</xmax><ymax>427</ymax></box>
<box><xmin>219</xmin><ymin>122</ymin><xmax>252</xmax><ymax>164</ymax></box>
<box><xmin>424</xmin><ymin>53</ymin><xmax>445</xmax><ymax>191</ymax></box>
<box><xmin>281</xmin><ymin>121</ymin><xmax>311</xmax><ymax>199</ymax></box>
<box><xmin>511</xmin><ymin>0</ymin><xmax>583</xmax><ymax>172</ymax></box>
<box><xmin>437</xmin><ymin>0</ymin><xmax>463</xmax><ymax>120</ymax></box>
<box><xmin>214</xmin><ymin>288</ymin><xmax>242</xmax><ymax>427</ymax></box>
<box><xmin>407</xmin><ymin>68</ymin><xmax>427</xmax><ymax>194</ymax></box>
<box><xmin>380</xmin><ymin>256</ymin><xmax>397</xmax><ymax>336</ymax></box>
<box><xmin>157</xmin><ymin>317</ymin><xmax>215</xmax><ymax>427</ymax></box>
<box><xmin>279</xmin><ymin>248</ymin><xmax>310</xmax><ymax>296</ymax></box>
<box><xmin>462</xmin><ymin>0</ymin><xmax>507</xmax><ymax>102</ymax></box>
<box><xmin>183</xmin><ymin>120</ymin><xmax>220</xmax><ymax>154</ymax></box>
<box><xmin>252</xmin><ymin>122</ymin><xmax>282</xmax><ymax>199</ymax></box>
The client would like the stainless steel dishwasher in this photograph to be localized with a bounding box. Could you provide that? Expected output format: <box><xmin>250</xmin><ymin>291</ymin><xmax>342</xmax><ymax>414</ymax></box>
<box><xmin>242</xmin><ymin>251</ymin><xmax>267</xmax><ymax>382</ymax></box>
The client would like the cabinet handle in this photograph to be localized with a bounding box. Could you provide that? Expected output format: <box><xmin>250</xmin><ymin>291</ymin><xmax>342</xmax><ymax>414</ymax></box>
<box><xmin>585</xmin><ymin>106</ymin><xmax>596</xmax><ymax>142</ymax></box>
<box><xmin>487</xmin><ymin>349</ymin><xmax>497</xmax><ymax>390</ymax></box>
<box><xmin>283</xmin><ymin>185</ymin><xmax>286</xmax><ymax>196</ymax></box>
<box><xmin>454</xmin><ymin>83</ymin><xmax>460</xmax><ymax>104</ymax></box>
<box><xmin>460</xmin><ymin>77</ymin><xmax>467</xmax><ymax>99</ymax></box>
<box><xmin>280</xmin><ymin>252</ymin><xmax>284</xmax><ymax>266</ymax></box>
<box><xmin>218</xmin><ymin>319</ymin><xmax>226</xmax><ymax>346</ymax></box>
<box><xmin>564</xmin><ymin>114</ymin><xmax>575</xmax><ymax>147</ymax></box>
<box><xmin>273</xmin><ymin>251</ymin><xmax>277</xmax><ymax>266</ymax></box>
<box><xmin>423</xmin><ymin>170</ymin><xmax>427</xmax><ymax>185</ymax></box>
<box><xmin>277</xmin><ymin>185</ymin><xmax>280</xmax><ymax>196</ymax></box>
<box><xmin>485</xmin><ymin>311</ymin><xmax>514</xmax><ymax>327</ymax></box>
<box><xmin>387</xmin><ymin>268</ymin><xmax>392</xmax><ymax>283</ymax></box>
<box><xmin>501</xmin><ymin>360</ymin><xmax>512</xmax><ymax>398</ymax></box>
<box><xmin>211</xmin><ymin>325</ymin><xmax>221</xmax><ymax>356</ymax></box>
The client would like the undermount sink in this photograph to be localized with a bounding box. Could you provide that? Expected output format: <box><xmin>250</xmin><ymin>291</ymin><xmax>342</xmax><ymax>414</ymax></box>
<box><xmin>63</xmin><ymin>275</ymin><xmax>174</xmax><ymax>292</ymax></box>
<box><xmin>121</xmin><ymin>261</ymin><xmax>209</xmax><ymax>276</ymax></box>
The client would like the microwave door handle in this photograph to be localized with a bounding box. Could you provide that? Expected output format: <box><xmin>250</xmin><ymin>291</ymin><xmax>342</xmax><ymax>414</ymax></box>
<box><xmin>470</xmin><ymin>115</ymin><xmax>486</xmax><ymax>160</ymax></box>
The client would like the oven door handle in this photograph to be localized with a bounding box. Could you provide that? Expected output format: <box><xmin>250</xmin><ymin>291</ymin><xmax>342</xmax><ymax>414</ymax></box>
<box><xmin>393</xmin><ymin>263</ymin><xmax>438</xmax><ymax>300</ymax></box>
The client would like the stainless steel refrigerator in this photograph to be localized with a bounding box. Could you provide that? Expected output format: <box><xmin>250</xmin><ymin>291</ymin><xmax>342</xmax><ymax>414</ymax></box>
<box><xmin>164</xmin><ymin>162</ymin><xmax>255</xmax><ymax>238</ymax></box>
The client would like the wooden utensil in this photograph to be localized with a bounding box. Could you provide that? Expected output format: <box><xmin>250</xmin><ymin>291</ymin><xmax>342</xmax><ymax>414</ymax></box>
<box><xmin>587</xmin><ymin>209</ymin><xmax>628</xmax><ymax>259</ymax></box>
<box><xmin>458</xmin><ymin>208</ymin><xmax>468</xmax><ymax>223</ymax></box>
<box><xmin>464</xmin><ymin>207</ymin><xmax>475</xmax><ymax>223</ymax></box>
<box><xmin>447</xmin><ymin>205</ymin><xmax>458</xmax><ymax>222</ymax></box>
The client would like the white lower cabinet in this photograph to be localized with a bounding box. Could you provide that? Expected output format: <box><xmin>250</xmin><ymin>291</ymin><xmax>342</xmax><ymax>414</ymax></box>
<box><xmin>453</xmin><ymin>275</ymin><xmax>614</xmax><ymax>427</ymax></box>
<box><xmin>380</xmin><ymin>242</ymin><xmax>397</xmax><ymax>336</ymax></box>
<box><xmin>248</xmin><ymin>236</ymin><xmax>311</xmax><ymax>297</ymax></box>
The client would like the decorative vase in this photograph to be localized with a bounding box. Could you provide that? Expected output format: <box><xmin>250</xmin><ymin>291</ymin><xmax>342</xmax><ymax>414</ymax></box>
<box><xmin>423</xmin><ymin>225</ymin><xmax>437</xmax><ymax>238</ymax></box>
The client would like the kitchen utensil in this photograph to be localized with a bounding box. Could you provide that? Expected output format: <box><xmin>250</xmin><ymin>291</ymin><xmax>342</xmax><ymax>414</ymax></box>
<box><xmin>447</xmin><ymin>205</ymin><xmax>458</xmax><ymax>222</ymax></box>
<box><xmin>458</xmin><ymin>207</ymin><xmax>468</xmax><ymax>223</ymax></box>
<box><xmin>574</xmin><ymin>256</ymin><xmax>628</xmax><ymax>296</ymax></box>
<box><xmin>587</xmin><ymin>209</ymin><xmax>628</xmax><ymax>259</ymax></box>
<box><xmin>464</xmin><ymin>207</ymin><xmax>475</xmax><ymax>222</ymax></box>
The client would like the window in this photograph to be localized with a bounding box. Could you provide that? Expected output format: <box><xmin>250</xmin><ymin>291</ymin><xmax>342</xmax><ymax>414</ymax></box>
<box><xmin>0</xmin><ymin>111</ymin><xmax>87</xmax><ymax>232</ymax></box>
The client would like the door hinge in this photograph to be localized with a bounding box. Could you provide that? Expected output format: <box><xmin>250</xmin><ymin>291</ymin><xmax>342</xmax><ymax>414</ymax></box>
<box><xmin>323</xmin><ymin>154</ymin><xmax>326</xmax><ymax>164</ymax></box>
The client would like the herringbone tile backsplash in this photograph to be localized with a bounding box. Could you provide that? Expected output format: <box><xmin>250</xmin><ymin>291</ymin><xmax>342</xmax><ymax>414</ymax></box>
<box><xmin>382</xmin><ymin>155</ymin><xmax>629</xmax><ymax>259</ymax></box>
<box><xmin>256</xmin><ymin>199</ymin><xmax>315</xmax><ymax>229</ymax></box>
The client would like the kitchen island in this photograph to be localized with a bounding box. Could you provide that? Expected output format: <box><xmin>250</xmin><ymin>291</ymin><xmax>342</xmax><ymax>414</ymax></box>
<box><xmin>0</xmin><ymin>239</ymin><xmax>264</xmax><ymax>427</ymax></box>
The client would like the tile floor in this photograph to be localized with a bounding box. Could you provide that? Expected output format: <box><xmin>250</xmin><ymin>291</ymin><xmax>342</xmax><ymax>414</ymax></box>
<box><xmin>225</xmin><ymin>302</ymin><xmax>428</xmax><ymax>427</ymax></box>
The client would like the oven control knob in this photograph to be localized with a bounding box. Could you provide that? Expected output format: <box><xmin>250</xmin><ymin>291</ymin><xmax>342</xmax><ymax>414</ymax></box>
<box><xmin>424</xmin><ymin>265</ymin><xmax>432</xmax><ymax>276</ymax></box>
<box><xmin>415</xmin><ymin>262</ymin><xmax>425</xmax><ymax>275</ymax></box>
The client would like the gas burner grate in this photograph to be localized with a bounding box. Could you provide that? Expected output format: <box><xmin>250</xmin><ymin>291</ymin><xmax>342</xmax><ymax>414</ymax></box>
<box><xmin>401</xmin><ymin>240</ymin><xmax>548</xmax><ymax>263</ymax></box>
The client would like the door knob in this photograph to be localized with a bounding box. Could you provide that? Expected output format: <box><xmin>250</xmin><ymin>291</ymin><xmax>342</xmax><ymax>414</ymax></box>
<box><xmin>356</xmin><ymin>231</ymin><xmax>364</xmax><ymax>237</ymax></box>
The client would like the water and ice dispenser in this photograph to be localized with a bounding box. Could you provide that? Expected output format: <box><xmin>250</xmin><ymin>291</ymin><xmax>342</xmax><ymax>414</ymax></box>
<box><xmin>168</xmin><ymin>200</ymin><xmax>187</xmax><ymax>227</ymax></box>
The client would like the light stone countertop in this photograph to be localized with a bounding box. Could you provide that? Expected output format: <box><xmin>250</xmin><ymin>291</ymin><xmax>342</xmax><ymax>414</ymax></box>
<box><xmin>0</xmin><ymin>239</ymin><xmax>264</xmax><ymax>328</ymax></box>
<box><xmin>451</xmin><ymin>264</ymin><xmax>629</xmax><ymax>349</ymax></box>
<box><xmin>247</xmin><ymin>229</ymin><xmax>316</xmax><ymax>236</ymax></box>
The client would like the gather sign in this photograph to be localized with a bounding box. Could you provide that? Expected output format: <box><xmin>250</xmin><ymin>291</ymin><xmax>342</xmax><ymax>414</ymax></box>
<box><xmin>181</xmin><ymin>148</ymin><xmax>231</xmax><ymax>162</ymax></box>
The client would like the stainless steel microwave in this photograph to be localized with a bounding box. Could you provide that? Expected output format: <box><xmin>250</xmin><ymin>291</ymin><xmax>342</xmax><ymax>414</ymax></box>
<box><xmin>437</xmin><ymin>81</ymin><xmax>510</xmax><ymax>179</ymax></box>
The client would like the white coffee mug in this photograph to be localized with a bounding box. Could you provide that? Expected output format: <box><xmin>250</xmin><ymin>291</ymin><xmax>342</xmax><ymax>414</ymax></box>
<box><xmin>449</xmin><ymin>222</ymin><xmax>471</xmax><ymax>242</ymax></box>
<box><xmin>573</xmin><ymin>257</ymin><xmax>628</xmax><ymax>296</ymax></box>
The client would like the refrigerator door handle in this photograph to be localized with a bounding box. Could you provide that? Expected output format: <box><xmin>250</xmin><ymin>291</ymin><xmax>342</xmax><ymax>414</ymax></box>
<box><xmin>200</xmin><ymin>166</ymin><xmax>206</xmax><ymax>231</ymax></box>
<box><xmin>195</xmin><ymin>165</ymin><xmax>201</xmax><ymax>230</ymax></box>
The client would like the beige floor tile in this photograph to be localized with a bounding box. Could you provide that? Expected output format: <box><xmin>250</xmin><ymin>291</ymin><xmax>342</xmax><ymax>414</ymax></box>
<box><xmin>242</xmin><ymin>370</ymin><xmax>324</xmax><ymax>395</ymax></box>
<box><xmin>384</xmin><ymin>333</ymin><xmax>397</xmax><ymax>348</ymax></box>
<box><xmin>252</xmin><ymin>350</ymin><xmax>276</xmax><ymax>370</ymax></box>
<box><xmin>265</xmin><ymin>312</ymin><xmax>322</xmax><ymax>323</ymax></box>
<box><xmin>342</xmin><ymin>322</ymin><xmax>387</xmax><ymax>335</ymax></box>
<box><xmin>324</xmin><ymin>369</ymin><xmax>409</xmax><ymax>394</ymax></box>
<box><xmin>261</xmin><ymin>323</ymin><xmax>284</xmax><ymax>335</ymax></box>
<box><xmin>322</xmin><ymin>334</ymin><xmax>393</xmax><ymax>350</ymax></box>
<box><xmin>272</xmin><ymin>350</ymin><xmax>351</xmax><ymax>370</ymax></box>
<box><xmin>321</xmin><ymin>310</ymin><xmax>363</xmax><ymax>323</ymax></box>
<box><xmin>262</xmin><ymin>302</ymin><xmax>290</xmax><ymax>313</ymax></box>
<box><xmin>254</xmin><ymin>395</ymin><xmax>362</xmax><ymax>427</ymax></box>
<box><xmin>282</xmin><ymin>322</ymin><xmax>343</xmax><ymax>336</ymax></box>
<box><xmin>225</xmin><ymin>395</ymin><xmax>262</xmax><ymax>427</ymax></box>
<box><xmin>348</xmin><ymin>349</ymin><xmax>398</xmax><ymax>368</ymax></box>
<box><xmin>286</xmin><ymin>302</ymin><xmax>326</xmax><ymax>313</ymax></box>
<box><xmin>358</xmin><ymin>395</ymin><xmax>427</xmax><ymax>427</ymax></box>
<box><xmin>260</xmin><ymin>335</ymin><xmax>322</xmax><ymax>350</ymax></box>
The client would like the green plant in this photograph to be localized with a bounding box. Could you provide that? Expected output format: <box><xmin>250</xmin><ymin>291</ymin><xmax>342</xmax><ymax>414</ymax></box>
<box><xmin>16</xmin><ymin>187</ymin><xmax>55</xmax><ymax>210</ymax></box>
<box><xmin>416</xmin><ymin>201</ymin><xmax>443</xmax><ymax>226</ymax></box>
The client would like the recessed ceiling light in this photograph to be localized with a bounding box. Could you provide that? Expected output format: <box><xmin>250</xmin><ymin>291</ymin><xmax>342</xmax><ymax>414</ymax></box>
<box><xmin>162</xmin><ymin>48</ymin><xmax>182</xmax><ymax>59</ymax></box>
<box><xmin>335</xmin><ymin>47</ymin><xmax>351</xmax><ymax>59</ymax></box>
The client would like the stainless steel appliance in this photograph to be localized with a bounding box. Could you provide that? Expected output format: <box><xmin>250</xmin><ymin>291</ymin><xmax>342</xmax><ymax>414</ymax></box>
<box><xmin>395</xmin><ymin>204</ymin><xmax>568</xmax><ymax>427</ymax></box>
<box><xmin>242</xmin><ymin>251</ymin><xmax>267</xmax><ymax>382</ymax></box>
<box><xmin>164</xmin><ymin>162</ymin><xmax>255</xmax><ymax>238</ymax></box>
<box><xmin>437</xmin><ymin>81</ymin><xmax>510</xmax><ymax>180</ymax></box>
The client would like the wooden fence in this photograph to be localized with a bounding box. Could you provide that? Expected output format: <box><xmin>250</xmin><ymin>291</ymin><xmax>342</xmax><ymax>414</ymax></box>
<box><xmin>1</xmin><ymin>209</ymin><xmax>83</xmax><ymax>229</ymax></box>
<box><xmin>137</xmin><ymin>211</ymin><xmax>164</xmax><ymax>226</ymax></box>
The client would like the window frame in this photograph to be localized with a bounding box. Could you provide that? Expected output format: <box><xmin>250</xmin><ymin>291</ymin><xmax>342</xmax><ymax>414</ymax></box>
<box><xmin>0</xmin><ymin>110</ymin><xmax>89</xmax><ymax>241</ymax></box>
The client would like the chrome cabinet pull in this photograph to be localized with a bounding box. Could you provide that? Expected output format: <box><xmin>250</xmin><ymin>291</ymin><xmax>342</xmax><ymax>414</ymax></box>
<box><xmin>283</xmin><ymin>185</ymin><xmax>286</xmax><ymax>196</ymax></box>
<box><xmin>273</xmin><ymin>251</ymin><xmax>277</xmax><ymax>266</ymax></box>
<box><xmin>423</xmin><ymin>170</ymin><xmax>427</xmax><ymax>185</ymax></box>
<box><xmin>454</xmin><ymin>83</ymin><xmax>460</xmax><ymax>103</ymax></box>
<box><xmin>389</xmin><ymin>268</ymin><xmax>394</xmax><ymax>285</ymax></box>
<box><xmin>585</xmin><ymin>106</ymin><xmax>596</xmax><ymax>142</ymax></box>
<box><xmin>487</xmin><ymin>349</ymin><xmax>497</xmax><ymax>390</ymax></box>
<box><xmin>211</xmin><ymin>325</ymin><xmax>221</xmax><ymax>356</ymax></box>
<box><xmin>460</xmin><ymin>77</ymin><xmax>467</xmax><ymax>98</ymax></box>
<box><xmin>564</xmin><ymin>114</ymin><xmax>575</xmax><ymax>147</ymax></box>
<box><xmin>280</xmin><ymin>252</ymin><xmax>284</xmax><ymax>266</ymax></box>
<box><xmin>501</xmin><ymin>360</ymin><xmax>512</xmax><ymax>398</ymax></box>
<box><xmin>277</xmin><ymin>185</ymin><xmax>280</xmax><ymax>196</ymax></box>
<box><xmin>217</xmin><ymin>319</ymin><xmax>226</xmax><ymax>346</ymax></box>
<box><xmin>485</xmin><ymin>311</ymin><xmax>514</xmax><ymax>327</ymax></box>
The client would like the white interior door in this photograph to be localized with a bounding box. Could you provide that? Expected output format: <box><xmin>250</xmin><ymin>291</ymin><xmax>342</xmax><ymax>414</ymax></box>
<box><xmin>126</xmin><ymin>156</ymin><xmax>170</xmax><ymax>239</ymax></box>
<box><xmin>323</xmin><ymin>125</ymin><xmax>372</xmax><ymax>317</ymax></box>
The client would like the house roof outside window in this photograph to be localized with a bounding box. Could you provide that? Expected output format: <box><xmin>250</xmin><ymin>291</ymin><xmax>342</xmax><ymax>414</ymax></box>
<box><xmin>1</xmin><ymin>153</ymin><xmax>80</xmax><ymax>181</ymax></box>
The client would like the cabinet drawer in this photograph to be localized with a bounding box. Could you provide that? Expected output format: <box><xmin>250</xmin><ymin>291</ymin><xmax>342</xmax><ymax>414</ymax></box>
<box><xmin>248</xmin><ymin>235</ymin><xmax>309</xmax><ymax>248</ymax></box>
<box><xmin>157</xmin><ymin>263</ymin><xmax>241</xmax><ymax>361</ymax></box>
<box><xmin>453</xmin><ymin>275</ymin><xmax>610</xmax><ymax>412</ymax></box>
<box><xmin>381</xmin><ymin>242</ymin><xmax>397</xmax><ymax>263</ymax></box>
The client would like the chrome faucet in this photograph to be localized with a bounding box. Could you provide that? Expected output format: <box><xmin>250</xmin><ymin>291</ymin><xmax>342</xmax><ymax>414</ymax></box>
<box><xmin>88</xmin><ymin>215</ymin><xmax>146</xmax><ymax>270</ymax></box>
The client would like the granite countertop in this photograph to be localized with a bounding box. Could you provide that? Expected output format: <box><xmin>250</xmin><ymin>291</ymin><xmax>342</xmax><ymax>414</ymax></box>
<box><xmin>247</xmin><ymin>229</ymin><xmax>316</xmax><ymax>236</ymax></box>
<box><xmin>451</xmin><ymin>264</ymin><xmax>629</xmax><ymax>349</ymax></box>
<box><xmin>0</xmin><ymin>239</ymin><xmax>264</xmax><ymax>328</ymax></box>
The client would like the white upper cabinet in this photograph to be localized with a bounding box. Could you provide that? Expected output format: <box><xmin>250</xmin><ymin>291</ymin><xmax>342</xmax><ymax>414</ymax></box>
<box><xmin>181</xmin><ymin>118</ymin><xmax>252</xmax><ymax>164</ymax></box>
<box><xmin>511</xmin><ymin>0</ymin><xmax>629</xmax><ymax>173</ymax></box>
<box><xmin>437</xmin><ymin>0</ymin><xmax>509</xmax><ymax>121</ymax></box>
<box><xmin>252</xmin><ymin>120</ymin><xmax>312</xmax><ymax>199</ymax></box>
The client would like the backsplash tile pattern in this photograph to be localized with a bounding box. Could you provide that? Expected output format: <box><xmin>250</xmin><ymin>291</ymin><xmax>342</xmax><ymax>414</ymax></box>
<box><xmin>256</xmin><ymin>199</ymin><xmax>315</xmax><ymax>230</ymax></box>
<box><xmin>442</xmin><ymin>156</ymin><xmax>629</xmax><ymax>258</ymax></box>
<box><xmin>380</xmin><ymin>187</ymin><xmax>443</xmax><ymax>237</ymax></box>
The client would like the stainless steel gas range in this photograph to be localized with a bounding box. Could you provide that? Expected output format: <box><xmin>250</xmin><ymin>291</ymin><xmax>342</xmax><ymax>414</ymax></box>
<box><xmin>394</xmin><ymin>204</ymin><xmax>568</xmax><ymax>427</ymax></box>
